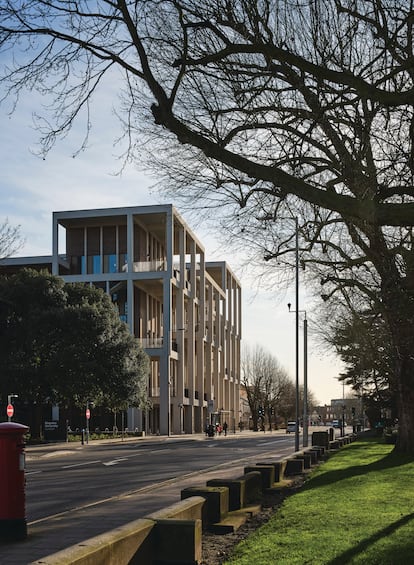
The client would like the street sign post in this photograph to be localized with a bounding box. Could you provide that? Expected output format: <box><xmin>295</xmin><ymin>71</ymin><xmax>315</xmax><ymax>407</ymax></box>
<box><xmin>7</xmin><ymin>394</ymin><xmax>18</xmax><ymax>422</ymax></box>
<box><xmin>85</xmin><ymin>406</ymin><xmax>91</xmax><ymax>445</ymax></box>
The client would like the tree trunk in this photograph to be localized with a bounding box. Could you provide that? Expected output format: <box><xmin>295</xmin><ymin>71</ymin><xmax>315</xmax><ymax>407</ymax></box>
<box><xmin>394</xmin><ymin>357</ymin><xmax>414</xmax><ymax>453</ymax></box>
<box><xmin>382</xmin><ymin>284</ymin><xmax>414</xmax><ymax>454</ymax></box>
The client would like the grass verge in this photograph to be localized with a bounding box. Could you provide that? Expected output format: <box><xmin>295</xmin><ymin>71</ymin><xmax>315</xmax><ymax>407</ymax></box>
<box><xmin>224</xmin><ymin>436</ymin><xmax>414</xmax><ymax>564</ymax></box>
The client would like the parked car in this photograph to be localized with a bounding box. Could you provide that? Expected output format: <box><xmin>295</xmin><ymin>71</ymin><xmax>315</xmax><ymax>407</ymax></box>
<box><xmin>286</xmin><ymin>421</ymin><xmax>298</xmax><ymax>433</ymax></box>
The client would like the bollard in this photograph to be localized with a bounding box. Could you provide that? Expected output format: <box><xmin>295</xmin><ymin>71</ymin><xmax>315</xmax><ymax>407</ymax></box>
<box><xmin>0</xmin><ymin>422</ymin><xmax>30</xmax><ymax>541</ymax></box>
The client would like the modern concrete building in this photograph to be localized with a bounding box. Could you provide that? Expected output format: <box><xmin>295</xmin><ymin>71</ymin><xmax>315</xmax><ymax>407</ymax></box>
<box><xmin>1</xmin><ymin>204</ymin><xmax>242</xmax><ymax>435</ymax></box>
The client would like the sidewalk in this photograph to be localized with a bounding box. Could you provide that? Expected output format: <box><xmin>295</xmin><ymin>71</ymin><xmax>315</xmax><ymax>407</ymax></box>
<box><xmin>2</xmin><ymin>430</ymin><xmax>287</xmax><ymax>564</ymax></box>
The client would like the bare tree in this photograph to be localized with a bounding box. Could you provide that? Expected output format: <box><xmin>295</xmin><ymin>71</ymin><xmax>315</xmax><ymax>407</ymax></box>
<box><xmin>0</xmin><ymin>219</ymin><xmax>23</xmax><ymax>259</ymax></box>
<box><xmin>241</xmin><ymin>344</ymin><xmax>294</xmax><ymax>431</ymax></box>
<box><xmin>1</xmin><ymin>2</ymin><xmax>414</xmax><ymax>451</ymax></box>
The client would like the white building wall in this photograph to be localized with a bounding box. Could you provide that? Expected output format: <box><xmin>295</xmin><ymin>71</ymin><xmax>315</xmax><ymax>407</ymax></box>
<box><xmin>49</xmin><ymin>204</ymin><xmax>241</xmax><ymax>436</ymax></box>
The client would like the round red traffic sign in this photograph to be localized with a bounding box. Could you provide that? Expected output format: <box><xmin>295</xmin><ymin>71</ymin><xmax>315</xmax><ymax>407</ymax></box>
<box><xmin>6</xmin><ymin>404</ymin><xmax>14</xmax><ymax>418</ymax></box>
<box><xmin>86</xmin><ymin>408</ymin><xmax>91</xmax><ymax>420</ymax></box>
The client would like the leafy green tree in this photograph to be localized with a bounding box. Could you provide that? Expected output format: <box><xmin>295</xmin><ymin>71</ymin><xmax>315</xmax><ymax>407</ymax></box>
<box><xmin>331</xmin><ymin>312</ymin><xmax>396</xmax><ymax>422</ymax></box>
<box><xmin>2</xmin><ymin>2</ymin><xmax>414</xmax><ymax>452</ymax></box>
<box><xmin>0</xmin><ymin>270</ymin><xmax>149</xmax><ymax>430</ymax></box>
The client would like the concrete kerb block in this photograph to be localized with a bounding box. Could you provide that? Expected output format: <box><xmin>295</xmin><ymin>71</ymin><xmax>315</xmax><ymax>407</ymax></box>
<box><xmin>145</xmin><ymin>496</ymin><xmax>205</xmax><ymax>565</ymax></box>
<box><xmin>312</xmin><ymin>431</ymin><xmax>330</xmax><ymax>448</ymax></box>
<box><xmin>235</xmin><ymin>471</ymin><xmax>262</xmax><ymax>505</ymax></box>
<box><xmin>302</xmin><ymin>448</ymin><xmax>318</xmax><ymax>464</ymax></box>
<box><xmin>285</xmin><ymin>458</ymin><xmax>304</xmax><ymax>476</ymax></box>
<box><xmin>308</xmin><ymin>446</ymin><xmax>325</xmax><ymax>459</ymax></box>
<box><xmin>28</xmin><ymin>518</ymin><xmax>155</xmax><ymax>565</ymax></box>
<box><xmin>206</xmin><ymin>478</ymin><xmax>245</xmax><ymax>511</ymax></box>
<box><xmin>244</xmin><ymin>465</ymin><xmax>275</xmax><ymax>490</ymax></box>
<box><xmin>152</xmin><ymin>518</ymin><xmax>202</xmax><ymax>565</ymax></box>
<box><xmin>256</xmin><ymin>460</ymin><xmax>287</xmax><ymax>483</ymax></box>
<box><xmin>295</xmin><ymin>452</ymin><xmax>312</xmax><ymax>469</ymax></box>
<box><xmin>181</xmin><ymin>486</ymin><xmax>229</xmax><ymax>527</ymax></box>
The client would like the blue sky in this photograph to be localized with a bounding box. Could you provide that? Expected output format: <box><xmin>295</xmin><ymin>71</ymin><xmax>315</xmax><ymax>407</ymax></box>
<box><xmin>0</xmin><ymin>89</ymin><xmax>346</xmax><ymax>405</ymax></box>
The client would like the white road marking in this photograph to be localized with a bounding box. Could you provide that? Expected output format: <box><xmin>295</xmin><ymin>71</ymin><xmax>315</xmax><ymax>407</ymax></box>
<box><xmin>102</xmin><ymin>458</ymin><xmax>128</xmax><ymax>466</ymax></box>
<box><xmin>62</xmin><ymin>460</ymin><xmax>101</xmax><ymax>469</ymax></box>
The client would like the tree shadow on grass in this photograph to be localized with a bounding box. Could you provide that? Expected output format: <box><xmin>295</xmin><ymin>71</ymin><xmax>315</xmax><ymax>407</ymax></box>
<box><xmin>303</xmin><ymin>438</ymin><xmax>412</xmax><ymax>491</ymax></box>
<box><xmin>327</xmin><ymin>512</ymin><xmax>414</xmax><ymax>564</ymax></box>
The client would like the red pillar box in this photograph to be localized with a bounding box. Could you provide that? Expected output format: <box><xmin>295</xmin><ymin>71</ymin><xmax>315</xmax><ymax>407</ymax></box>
<box><xmin>0</xmin><ymin>422</ymin><xmax>30</xmax><ymax>541</ymax></box>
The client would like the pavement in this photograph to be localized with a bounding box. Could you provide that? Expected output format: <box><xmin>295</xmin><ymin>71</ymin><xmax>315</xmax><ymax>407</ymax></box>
<box><xmin>0</xmin><ymin>429</ymin><xmax>292</xmax><ymax>564</ymax></box>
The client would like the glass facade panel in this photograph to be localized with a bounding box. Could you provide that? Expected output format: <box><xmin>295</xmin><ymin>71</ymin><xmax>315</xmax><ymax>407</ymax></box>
<box><xmin>87</xmin><ymin>255</ymin><xmax>101</xmax><ymax>274</ymax></box>
<box><xmin>93</xmin><ymin>255</ymin><xmax>101</xmax><ymax>274</ymax></box>
<box><xmin>104</xmin><ymin>254</ymin><xmax>118</xmax><ymax>273</ymax></box>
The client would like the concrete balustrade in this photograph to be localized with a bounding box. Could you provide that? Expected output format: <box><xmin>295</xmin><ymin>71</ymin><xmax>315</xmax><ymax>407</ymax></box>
<box><xmin>30</xmin><ymin>518</ymin><xmax>155</xmax><ymax>565</ymax></box>
<box><xmin>30</xmin><ymin>497</ymin><xmax>205</xmax><ymax>565</ymax></box>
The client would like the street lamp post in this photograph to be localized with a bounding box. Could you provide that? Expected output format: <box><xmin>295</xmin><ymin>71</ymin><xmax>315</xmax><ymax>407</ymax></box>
<box><xmin>303</xmin><ymin>315</ymin><xmax>308</xmax><ymax>447</ymax></box>
<box><xmin>288</xmin><ymin>304</ymin><xmax>308</xmax><ymax>448</ymax></box>
<box><xmin>295</xmin><ymin>218</ymin><xmax>300</xmax><ymax>452</ymax></box>
<box><xmin>289</xmin><ymin>217</ymin><xmax>309</xmax><ymax>451</ymax></box>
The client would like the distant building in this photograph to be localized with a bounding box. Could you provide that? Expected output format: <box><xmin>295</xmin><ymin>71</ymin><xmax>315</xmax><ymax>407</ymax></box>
<box><xmin>316</xmin><ymin>398</ymin><xmax>360</xmax><ymax>426</ymax></box>
<box><xmin>0</xmin><ymin>204</ymin><xmax>242</xmax><ymax>435</ymax></box>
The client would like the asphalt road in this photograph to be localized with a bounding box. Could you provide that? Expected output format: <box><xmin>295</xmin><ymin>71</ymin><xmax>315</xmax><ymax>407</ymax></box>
<box><xmin>2</xmin><ymin>430</ymin><xmax>337</xmax><ymax>563</ymax></box>
<box><xmin>25</xmin><ymin>433</ymin><xmax>296</xmax><ymax>523</ymax></box>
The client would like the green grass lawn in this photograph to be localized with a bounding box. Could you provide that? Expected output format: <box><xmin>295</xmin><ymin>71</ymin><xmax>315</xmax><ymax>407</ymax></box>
<box><xmin>224</xmin><ymin>436</ymin><xmax>414</xmax><ymax>564</ymax></box>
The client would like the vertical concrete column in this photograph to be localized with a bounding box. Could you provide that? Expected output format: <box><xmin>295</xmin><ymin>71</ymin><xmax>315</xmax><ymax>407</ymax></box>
<box><xmin>126</xmin><ymin>213</ymin><xmax>135</xmax><ymax>336</ymax></box>
<box><xmin>174</xmin><ymin>225</ymin><xmax>186</xmax><ymax>434</ymax></box>
<box><xmin>213</xmin><ymin>289</ymin><xmax>222</xmax><ymax>416</ymax></box>
<box><xmin>126</xmin><ymin>212</ymin><xmax>134</xmax><ymax>274</ymax></box>
<box><xmin>195</xmin><ymin>249</ymin><xmax>205</xmax><ymax>433</ymax></box>
<box><xmin>229</xmin><ymin>273</ymin><xmax>237</xmax><ymax>421</ymax></box>
<box><xmin>83</xmin><ymin>226</ymin><xmax>87</xmax><ymax>273</ymax></box>
<box><xmin>159</xmin><ymin>208</ymin><xmax>174</xmax><ymax>436</ymax></box>
<box><xmin>52</xmin><ymin>212</ymin><xmax>59</xmax><ymax>275</ymax></box>
<box><xmin>204</xmin><ymin>284</ymin><xmax>213</xmax><ymax>427</ymax></box>
<box><xmin>186</xmin><ymin>239</ymin><xmax>196</xmax><ymax>433</ymax></box>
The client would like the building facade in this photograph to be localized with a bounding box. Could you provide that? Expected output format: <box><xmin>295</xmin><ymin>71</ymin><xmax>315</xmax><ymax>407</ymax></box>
<box><xmin>1</xmin><ymin>204</ymin><xmax>242</xmax><ymax>435</ymax></box>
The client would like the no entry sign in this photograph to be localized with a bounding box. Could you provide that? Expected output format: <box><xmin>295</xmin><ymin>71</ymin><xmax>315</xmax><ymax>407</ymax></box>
<box><xmin>6</xmin><ymin>404</ymin><xmax>14</xmax><ymax>418</ymax></box>
<box><xmin>86</xmin><ymin>408</ymin><xmax>91</xmax><ymax>420</ymax></box>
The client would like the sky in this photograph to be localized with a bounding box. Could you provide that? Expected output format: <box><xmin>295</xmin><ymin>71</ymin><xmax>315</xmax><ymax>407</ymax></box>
<box><xmin>0</xmin><ymin>90</ymin><xmax>348</xmax><ymax>406</ymax></box>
